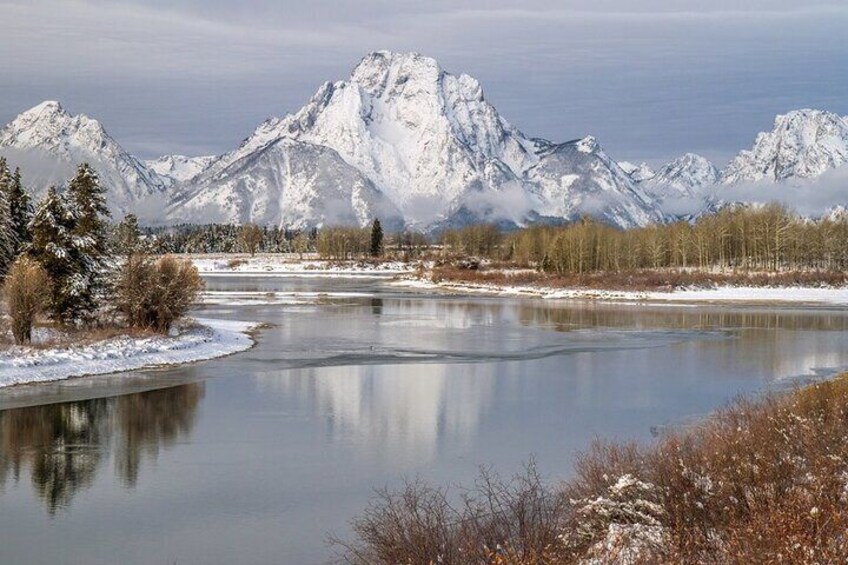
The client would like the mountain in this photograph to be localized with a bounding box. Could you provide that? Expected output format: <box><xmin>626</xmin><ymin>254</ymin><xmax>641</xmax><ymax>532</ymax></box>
<box><xmin>175</xmin><ymin>51</ymin><xmax>660</xmax><ymax>230</ymax></box>
<box><xmin>643</xmin><ymin>153</ymin><xmax>719</xmax><ymax>199</ymax></box>
<box><xmin>525</xmin><ymin>136</ymin><xmax>658</xmax><ymax>227</ymax></box>
<box><xmin>0</xmin><ymin>101</ymin><xmax>167</xmax><ymax>220</ymax></box>
<box><xmin>168</xmin><ymin>138</ymin><xmax>404</xmax><ymax>229</ymax></box>
<box><xmin>722</xmin><ymin>109</ymin><xmax>848</xmax><ymax>184</ymax></box>
<box><xmin>146</xmin><ymin>154</ymin><xmax>215</xmax><ymax>187</ymax></box>
<box><xmin>7</xmin><ymin>58</ymin><xmax>848</xmax><ymax>231</ymax></box>
<box><xmin>619</xmin><ymin>161</ymin><xmax>656</xmax><ymax>183</ymax></box>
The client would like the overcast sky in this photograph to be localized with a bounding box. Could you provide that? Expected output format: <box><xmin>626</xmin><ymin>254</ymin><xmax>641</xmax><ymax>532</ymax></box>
<box><xmin>2</xmin><ymin>0</ymin><xmax>847</xmax><ymax>165</ymax></box>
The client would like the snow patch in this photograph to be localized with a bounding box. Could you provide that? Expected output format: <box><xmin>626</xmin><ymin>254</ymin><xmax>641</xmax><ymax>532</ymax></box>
<box><xmin>0</xmin><ymin>318</ymin><xmax>256</xmax><ymax>387</ymax></box>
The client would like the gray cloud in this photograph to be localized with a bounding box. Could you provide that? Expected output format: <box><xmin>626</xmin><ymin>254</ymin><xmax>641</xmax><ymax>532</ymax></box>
<box><xmin>2</xmin><ymin>0</ymin><xmax>847</xmax><ymax>164</ymax></box>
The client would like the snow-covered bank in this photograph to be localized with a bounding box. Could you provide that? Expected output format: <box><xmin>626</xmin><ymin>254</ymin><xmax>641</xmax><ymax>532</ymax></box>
<box><xmin>0</xmin><ymin>318</ymin><xmax>257</xmax><ymax>388</ymax></box>
<box><xmin>393</xmin><ymin>278</ymin><xmax>848</xmax><ymax>306</ymax></box>
<box><xmin>191</xmin><ymin>254</ymin><xmax>417</xmax><ymax>277</ymax></box>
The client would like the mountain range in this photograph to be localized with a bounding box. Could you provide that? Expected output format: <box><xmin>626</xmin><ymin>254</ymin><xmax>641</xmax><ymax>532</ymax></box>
<box><xmin>2</xmin><ymin>51</ymin><xmax>848</xmax><ymax>230</ymax></box>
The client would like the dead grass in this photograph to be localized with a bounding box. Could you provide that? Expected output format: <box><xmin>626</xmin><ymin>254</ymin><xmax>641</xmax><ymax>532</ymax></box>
<box><xmin>337</xmin><ymin>374</ymin><xmax>848</xmax><ymax>564</ymax></box>
<box><xmin>430</xmin><ymin>265</ymin><xmax>848</xmax><ymax>292</ymax></box>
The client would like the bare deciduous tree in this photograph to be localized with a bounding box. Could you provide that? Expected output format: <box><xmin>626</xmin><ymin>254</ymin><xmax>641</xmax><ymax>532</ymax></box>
<box><xmin>3</xmin><ymin>256</ymin><xmax>52</xmax><ymax>344</ymax></box>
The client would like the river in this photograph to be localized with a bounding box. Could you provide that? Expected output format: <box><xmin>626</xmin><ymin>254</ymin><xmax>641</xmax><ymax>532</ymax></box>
<box><xmin>2</xmin><ymin>275</ymin><xmax>848</xmax><ymax>564</ymax></box>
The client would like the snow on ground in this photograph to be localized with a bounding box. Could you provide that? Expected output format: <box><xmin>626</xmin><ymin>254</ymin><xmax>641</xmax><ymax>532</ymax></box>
<box><xmin>191</xmin><ymin>254</ymin><xmax>417</xmax><ymax>277</ymax></box>
<box><xmin>0</xmin><ymin>318</ymin><xmax>256</xmax><ymax>388</ymax></box>
<box><xmin>392</xmin><ymin>278</ymin><xmax>848</xmax><ymax>306</ymax></box>
<box><xmin>201</xmin><ymin>290</ymin><xmax>375</xmax><ymax>305</ymax></box>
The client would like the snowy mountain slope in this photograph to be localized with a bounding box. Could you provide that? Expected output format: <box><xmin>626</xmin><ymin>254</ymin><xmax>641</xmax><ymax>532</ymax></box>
<box><xmin>722</xmin><ymin>109</ymin><xmax>848</xmax><ymax>184</ymax></box>
<box><xmin>526</xmin><ymin>137</ymin><xmax>661</xmax><ymax>228</ymax></box>
<box><xmin>180</xmin><ymin>51</ymin><xmax>660</xmax><ymax>229</ymax></box>
<box><xmin>619</xmin><ymin>161</ymin><xmax>656</xmax><ymax>183</ymax></box>
<box><xmin>643</xmin><ymin>153</ymin><xmax>719</xmax><ymax>199</ymax></box>
<box><xmin>146</xmin><ymin>154</ymin><xmax>215</xmax><ymax>187</ymax></box>
<box><xmin>0</xmin><ymin>101</ymin><xmax>168</xmax><ymax>220</ymax></box>
<box><xmin>168</xmin><ymin>137</ymin><xmax>403</xmax><ymax>229</ymax></box>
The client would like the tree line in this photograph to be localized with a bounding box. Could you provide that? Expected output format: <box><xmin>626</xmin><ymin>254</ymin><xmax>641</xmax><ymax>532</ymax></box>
<box><xmin>439</xmin><ymin>204</ymin><xmax>848</xmax><ymax>273</ymax></box>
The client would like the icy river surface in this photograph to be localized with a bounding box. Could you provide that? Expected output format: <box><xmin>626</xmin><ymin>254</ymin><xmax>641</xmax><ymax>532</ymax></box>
<box><xmin>2</xmin><ymin>275</ymin><xmax>848</xmax><ymax>564</ymax></box>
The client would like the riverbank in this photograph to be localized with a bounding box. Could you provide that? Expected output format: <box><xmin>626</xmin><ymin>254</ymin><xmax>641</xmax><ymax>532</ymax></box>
<box><xmin>393</xmin><ymin>269</ymin><xmax>848</xmax><ymax>305</ymax></box>
<box><xmin>0</xmin><ymin>318</ymin><xmax>257</xmax><ymax>387</ymax></box>
<box><xmin>190</xmin><ymin>253</ymin><xmax>419</xmax><ymax>277</ymax></box>
<box><xmin>340</xmin><ymin>372</ymin><xmax>848</xmax><ymax>563</ymax></box>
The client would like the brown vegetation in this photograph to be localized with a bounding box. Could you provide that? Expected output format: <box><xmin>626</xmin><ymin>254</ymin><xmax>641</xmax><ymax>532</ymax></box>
<box><xmin>336</xmin><ymin>374</ymin><xmax>848</xmax><ymax>564</ymax></box>
<box><xmin>431</xmin><ymin>265</ymin><xmax>848</xmax><ymax>292</ymax></box>
<box><xmin>112</xmin><ymin>255</ymin><xmax>205</xmax><ymax>332</ymax></box>
<box><xmin>238</xmin><ymin>223</ymin><xmax>263</xmax><ymax>256</ymax></box>
<box><xmin>2</xmin><ymin>256</ymin><xmax>51</xmax><ymax>344</ymax></box>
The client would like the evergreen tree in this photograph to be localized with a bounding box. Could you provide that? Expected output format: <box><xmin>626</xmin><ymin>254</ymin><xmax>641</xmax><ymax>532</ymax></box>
<box><xmin>370</xmin><ymin>218</ymin><xmax>384</xmax><ymax>257</ymax></box>
<box><xmin>8</xmin><ymin>167</ymin><xmax>33</xmax><ymax>253</ymax></box>
<box><xmin>0</xmin><ymin>159</ymin><xmax>16</xmax><ymax>273</ymax></box>
<box><xmin>113</xmin><ymin>213</ymin><xmax>142</xmax><ymax>255</ymax></box>
<box><xmin>65</xmin><ymin>163</ymin><xmax>111</xmax><ymax>322</ymax></box>
<box><xmin>27</xmin><ymin>187</ymin><xmax>78</xmax><ymax>322</ymax></box>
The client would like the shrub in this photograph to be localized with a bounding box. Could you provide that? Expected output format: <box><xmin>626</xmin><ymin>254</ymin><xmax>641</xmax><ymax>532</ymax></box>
<box><xmin>340</xmin><ymin>375</ymin><xmax>848</xmax><ymax>563</ymax></box>
<box><xmin>3</xmin><ymin>256</ymin><xmax>52</xmax><ymax>344</ymax></box>
<box><xmin>332</xmin><ymin>463</ymin><xmax>569</xmax><ymax>564</ymax></box>
<box><xmin>113</xmin><ymin>255</ymin><xmax>204</xmax><ymax>333</ymax></box>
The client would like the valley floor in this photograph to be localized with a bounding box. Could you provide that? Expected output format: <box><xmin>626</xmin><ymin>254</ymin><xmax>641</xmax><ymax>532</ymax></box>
<box><xmin>0</xmin><ymin>318</ymin><xmax>256</xmax><ymax>388</ymax></box>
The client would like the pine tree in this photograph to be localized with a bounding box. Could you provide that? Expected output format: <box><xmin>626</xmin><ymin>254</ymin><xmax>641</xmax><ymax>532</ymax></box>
<box><xmin>28</xmin><ymin>187</ymin><xmax>78</xmax><ymax>322</ymax></box>
<box><xmin>0</xmin><ymin>159</ymin><xmax>16</xmax><ymax>273</ymax></box>
<box><xmin>113</xmin><ymin>213</ymin><xmax>142</xmax><ymax>255</ymax></box>
<box><xmin>8</xmin><ymin>167</ymin><xmax>33</xmax><ymax>253</ymax></box>
<box><xmin>65</xmin><ymin>163</ymin><xmax>111</xmax><ymax>322</ymax></box>
<box><xmin>370</xmin><ymin>218</ymin><xmax>383</xmax><ymax>257</ymax></box>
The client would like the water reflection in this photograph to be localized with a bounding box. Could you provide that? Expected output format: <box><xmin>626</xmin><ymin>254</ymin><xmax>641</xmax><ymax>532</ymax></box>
<box><xmin>0</xmin><ymin>383</ymin><xmax>203</xmax><ymax>513</ymax></box>
<box><xmin>262</xmin><ymin>363</ymin><xmax>497</xmax><ymax>465</ymax></box>
<box><xmin>516</xmin><ymin>302</ymin><xmax>848</xmax><ymax>381</ymax></box>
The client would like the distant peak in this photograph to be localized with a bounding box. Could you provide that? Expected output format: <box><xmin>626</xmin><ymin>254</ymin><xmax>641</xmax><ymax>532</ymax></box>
<box><xmin>576</xmin><ymin>136</ymin><xmax>600</xmax><ymax>154</ymax></box>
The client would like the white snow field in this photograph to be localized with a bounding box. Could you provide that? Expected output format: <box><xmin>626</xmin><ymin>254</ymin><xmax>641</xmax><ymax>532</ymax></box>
<box><xmin>0</xmin><ymin>318</ymin><xmax>256</xmax><ymax>388</ymax></box>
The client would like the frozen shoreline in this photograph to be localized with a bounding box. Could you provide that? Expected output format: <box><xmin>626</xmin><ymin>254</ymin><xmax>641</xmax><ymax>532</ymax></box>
<box><xmin>191</xmin><ymin>254</ymin><xmax>417</xmax><ymax>277</ymax></box>
<box><xmin>0</xmin><ymin>318</ymin><xmax>257</xmax><ymax>388</ymax></box>
<box><xmin>392</xmin><ymin>277</ymin><xmax>848</xmax><ymax>306</ymax></box>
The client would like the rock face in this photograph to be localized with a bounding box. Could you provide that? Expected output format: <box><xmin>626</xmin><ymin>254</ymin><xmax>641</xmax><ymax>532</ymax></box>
<box><xmin>173</xmin><ymin>51</ymin><xmax>661</xmax><ymax>229</ymax></box>
<box><xmin>722</xmin><ymin>109</ymin><xmax>848</xmax><ymax>184</ymax></box>
<box><xmin>0</xmin><ymin>101</ymin><xmax>167</xmax><ymax>220</ymax></box>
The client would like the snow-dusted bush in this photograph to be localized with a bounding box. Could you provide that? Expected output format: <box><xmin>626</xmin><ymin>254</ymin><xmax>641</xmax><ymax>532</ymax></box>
<box><xmin>112</xmin><ymin>255</ymin><xmax>204</xmax><ymax>333</ymax></box>
<box><xmin>3</xmin><ymin>255</ymin><xmax>51</xmax><ymax>344</ymax></box>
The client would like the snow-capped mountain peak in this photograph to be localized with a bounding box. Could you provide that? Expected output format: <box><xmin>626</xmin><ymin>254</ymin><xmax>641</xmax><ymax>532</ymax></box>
<box><xmin>645</xmin><ymin>153</ymin><xmax>719</xmax><ymax>198</ymax></box>
<box><xmin>1</xmin><ymin>100</ymin><xmax>108</xmax><ymax>159</ymax></box>
<box><xmin>173</xmin><ymin>51</ymin><xmax>659</xmax><ymax>229</ymax></box>
<box><xmin>0</xmin><ymin>101</ymin><xmax>167</xmax><ymax>220</ymax></box>
<box><xmin>170</xmin><ymin>51</ymin><xmax>663</xmax><ymax>230</ymax></box>
<box><xmin>722</xmin><ymin>109</ymin><xmax>848</xmax><ymax>184</ymax></box>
